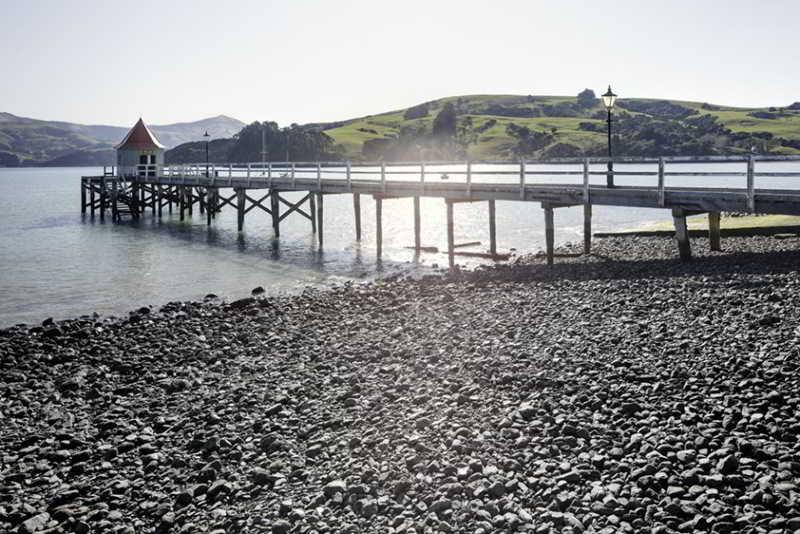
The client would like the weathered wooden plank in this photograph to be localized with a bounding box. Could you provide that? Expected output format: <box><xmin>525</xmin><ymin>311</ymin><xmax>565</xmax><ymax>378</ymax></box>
<box><xmin>375</xmin><ymin>197</ymin><xmax>383</xmax><ymax>260</ymax></box>
<box><xmin>672</xmin><ymin>208</ymin><xmax>691</xmax><ymax>261</ymax></box>
<box><xmin>583</xmin><ymin>204</ymin><xmax>592</xmax><ymax>255</ymax></box>
<box><xmin>544</xmin><ymin>204</ymin><xmax>554</xmax><ymax>266</ymax></box>
<box><xmin>309</xmin><ymin>192</ymin><xmax>317</xmax><ymax>233</ymax></box>
<box><xmin>353</xmin><ymin>193</ymin><xmax>362</xmax><ymax>241</ymax></box>
<box><xmin>446</xmin><ymin>200</ymin><xmax>455</xmax><ymax>269</ymax></box>
<box><xmin>709</xmin><ymin>211</ymin><xmax>721</xmax><ymax>251</ymax></box>
<box><xmin>271</xmin><ymin>190</ymin><xmax>280</xmax><ymax>237</ymax></box>
<box><xmin>236</xmin><ymin>188</ymin><xmax>245</xmax><ymax>232</ymax></box>
<box><xmin>488</xmin><ymin>199</ymin><xmax>497</xmax><ymax>257</ymax></box>
<box><xmin>413</xmin><ymin>196</ymin><xmax>421</xmax><ymax>251</ymax></box>
<box><xmin>316</xmin><ymin>193</ymin><xmax>324</xmax><ymax>249</ymax></box>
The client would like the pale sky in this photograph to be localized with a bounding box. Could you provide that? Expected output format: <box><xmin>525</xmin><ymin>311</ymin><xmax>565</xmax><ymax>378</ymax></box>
<box><xmin>2</xmin><ymin>0</ymin><xmax>798</xmax><ymax>127</ymax></box>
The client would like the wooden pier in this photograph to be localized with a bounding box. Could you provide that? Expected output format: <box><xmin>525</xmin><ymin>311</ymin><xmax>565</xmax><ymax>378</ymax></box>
<box><xmin>81</xmin><ymin>155</ymin><xmax>800</xmax><ymax>265</ymax></box>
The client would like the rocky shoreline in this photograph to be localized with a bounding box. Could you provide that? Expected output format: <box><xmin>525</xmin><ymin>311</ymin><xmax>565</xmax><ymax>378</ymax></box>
<box><xmin>2</xmin><ymin>235</ymin><xmax>800</xmax><ymax>533</ymax></box>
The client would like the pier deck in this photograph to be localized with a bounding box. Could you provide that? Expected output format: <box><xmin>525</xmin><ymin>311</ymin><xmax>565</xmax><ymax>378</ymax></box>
<box><xmin>81</xmin><ymin>155</ymin><xmax>800</xmax><ymax>265</ymax></box>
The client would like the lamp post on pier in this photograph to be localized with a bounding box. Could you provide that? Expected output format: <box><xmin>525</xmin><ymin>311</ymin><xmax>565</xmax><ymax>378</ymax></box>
<box><xmin>602</xmin><ymin>85</ymin><xmax>618</xmax><ymax>188</ymax></box>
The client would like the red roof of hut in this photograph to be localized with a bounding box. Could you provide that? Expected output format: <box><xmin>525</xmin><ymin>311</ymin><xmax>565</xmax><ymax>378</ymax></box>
<box><xmin>115</xmin><ymin>118</ymin><xmax>165</xmax><ymax>150</ymax></box>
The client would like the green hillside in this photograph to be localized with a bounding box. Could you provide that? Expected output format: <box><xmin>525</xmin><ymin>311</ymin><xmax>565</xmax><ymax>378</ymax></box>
<box><xmin>318</xmin><ymin>93</ymin><xmax>800</xmax><ymax>161</ymax></box>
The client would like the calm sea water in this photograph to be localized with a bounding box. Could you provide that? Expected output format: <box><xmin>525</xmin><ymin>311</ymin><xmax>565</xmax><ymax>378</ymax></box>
<box><xmin>1</xmin><ymin>163</ymin><xmax>798</xmax><ymax>326</ymax></box>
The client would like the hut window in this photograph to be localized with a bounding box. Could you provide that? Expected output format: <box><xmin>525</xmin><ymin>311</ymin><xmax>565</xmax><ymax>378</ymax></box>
<box><xmin>139</xmin><ymin>154</ymin><xmax>148</xmax><ymax>164</ymax></box>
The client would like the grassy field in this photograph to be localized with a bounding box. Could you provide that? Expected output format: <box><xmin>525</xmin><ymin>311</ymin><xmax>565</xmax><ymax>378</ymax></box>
<box><xmin>322</xmin><ymin>94</ymin><xmax>800</xmax><ymax>161</ymax></box>
<box><xmin>631</xmin><ymin>214</ymin><xmax>800</xmax><ymax>233</ymax></box>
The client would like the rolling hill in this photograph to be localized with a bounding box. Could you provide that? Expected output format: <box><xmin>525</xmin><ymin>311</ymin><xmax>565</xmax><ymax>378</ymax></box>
<box><xmin>0</xmin><ymin>113</ymin><xmax>245</xmax><ymax>166</ymax></box>
<box><xmin>318</xmin><ymin>93</ymin><xmax>800</xmax><ymax>160</ymax></box>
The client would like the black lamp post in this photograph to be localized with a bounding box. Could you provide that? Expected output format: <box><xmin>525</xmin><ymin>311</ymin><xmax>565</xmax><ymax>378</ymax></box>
<box><xmin>203</xmin><ymin>130</ymin><xmax>210</xmax><ymax>177</ymax></box>
<box><xmin>602</xmin><ymin>85</ymin><xmax>618</xmax><ymax>187</ymax></box>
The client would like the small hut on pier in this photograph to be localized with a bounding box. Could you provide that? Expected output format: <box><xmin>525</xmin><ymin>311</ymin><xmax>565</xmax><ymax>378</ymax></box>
<box><xmin>115</xmin><ymin>118</ymin><xmax>165</xmax><ymax>176</ymax></box>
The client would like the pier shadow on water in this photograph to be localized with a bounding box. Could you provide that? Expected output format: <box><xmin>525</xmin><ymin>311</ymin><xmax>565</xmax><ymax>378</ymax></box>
<box><xmin>95</xmin><ymin>214</ymin><xmax>420</xmax><ymax>280</ymax></box>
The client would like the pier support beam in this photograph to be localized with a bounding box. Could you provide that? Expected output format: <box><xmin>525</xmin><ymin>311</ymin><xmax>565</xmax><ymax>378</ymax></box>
<box><xmin>309</xmin><ymin>193</ymin><xmax>317</xmax><ymax>233</ymax></box>
<box><xmin>111</xmin><ymin>180</ymin><xmax>119</xmax><ymax>222</ymax></box>
<box><xmin>353</xmin><ymin>193</ymin><xmax>362</xmax><ymax>241</ymax></box>
<box><xmin>99</xmin><ymin>178</ymin><xmax>106</xmax><ymax>222</ymax></box>
<box><xmin>236</xmin><ymin>188</ymin><xmax>245</xmax><ymax>232</ymax></box>
<box><xmin>488</xmin><ymin>199</ymin><xmax>497</xmax><ymax>257</ymax></box>
<box><xmin>446</xmin><ymin>200</ymin><xmax>455</xmax><ymax>269</ymax></box>
<box><xmin>206</xmin><ymin>188</ymin><xmax>213</xmax><ymax>226</ymax></box>
<box><xmin>672</xmin><ymin>208</ymin><xmax>692</xmax><ymax>261</ymax></box>
<box><xmin>179</xmin><ymin>186</ymin><xmax>186</xmax><ymax>221</ymax></box>
<box><xmin>156</xmin><ymin>186</ymin><xmax>162</xmax><ymax>218</ymax></box>
<box><xmin>81</xmin><ymin>181</ymin><xmax>87</xmax><ymax>215</ymax></box>
<box><xmin>90</xmin><ymin>183</ymin><xmax>96</xmax><ymax>218</ymax></box>
<box><xmin>376</xmin><ymin>197</ymin><xmax>383</xmax><ymax>260</ymax></box>
<box><xmin>543</xmin><ymin>204</ymin><xmax>554</xmax><ymax>266</ymax></box>
<box><xmin>583</xmin><ymin>204</ymin><xmax>592</xmax><ymax>255</ymax></box>
<box><xmin>414</xmin><ymin>196</ymin><xmax>421</xmax><ymax>251</ymax></box>
<box><xmin>316</xmin><ymin>193</ymin><xmax>324</xmax><ymax>249</ymax></box>
<box><xmin>199</xmin><ymin>188</ymin><xmax>205</xmax><ymax>215</ymax></box>
<box><xmin>270</xmin><ymin>190</ymin><xmax>280</xmax><ymax>237</ymax></box>
<box><xmin>708</xmin><ymin>211</ymin><xmax>721</xmax><ymax>252</ymax></box>
<box><xmin>187</xmin><ymin>187</ymin><xmax>194</xmax><ymax>216</ymax></box>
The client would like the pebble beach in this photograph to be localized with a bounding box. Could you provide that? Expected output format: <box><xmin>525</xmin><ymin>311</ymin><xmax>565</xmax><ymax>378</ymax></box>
<box><xmin>2</xmin><ymin>234</ymin><xmax>800</xmax><ymax>534</ymax></box>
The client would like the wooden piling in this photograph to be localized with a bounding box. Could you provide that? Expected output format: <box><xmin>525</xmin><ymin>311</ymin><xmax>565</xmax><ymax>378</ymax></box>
<box><xmin>168</xmin><ymin>186</ymin><xmax>173</xmax><ymax>214</ymax></box>
<box><xmin>187</xmin><ymin>187</ymin><xmax>194</xmax><ymax>216</ymax></box>
<box><xmin>179</xmin><ymin>186</ymin><xmax>185</xmax><ymax>221</ymax></box>
<box><xmin>199</xmin><ymin>188</ymin><xmax>205</xmax><ymax>215</ymax></box>
<box><xmin>544</xmin><ymin>204</ymin><xmax>554</xmax><ymax>266</ymax></box>
<box><xmin>488</xmin><ymin>199</ymin><xmax>497</xmax><ymax>257</ymax></box>
<box><xmin>211</xmin><ymin>188</ymin><xmax>217</xmax><ymax>219</ymax></box>
<box><xmin>353</xmin><ymin>193</ymin><xmax>362</xmax><ymax>241</ymax></box>
<box><xmin>376</xmin><ymin>197</ymin><xmax>383</xmax><ymax>260</ymax></box>
<box><xmin>413</xmin><ymin>196</ymin><xmax>421</xmax><ymax>251</ymax></box>
<box><xmin>90</xmin><ymin>182</ymin><xmax>96</xmax><ymax>218</ymax></box>
<box><xmin>99</xmin><ymin>177</ymin><xmax>106</xmax><ymax>221</ymax></box>
<box><xmin>236</xmin><ymin>188</ymin><xmax>245</xmax><ymax>232</ymax></box>
<box><xmin>446</xmin><ymin>200</ymin><xmax>455</xmax><ymax>268</ymax></box>
<box><xmin>309</xmin><ymin>193</ymin><xmax>317</xmax><ymax>233</ymax></box>
<box><xmin>156</xmin><ymin>186</ymin><xmax>162</xmax><ymax>218</ymax></box>
<box><xmin>316</xmin><ymin>193</ymin><xmax>324</xmax><ymax>249</ymax></box>
<box><xmin>708</xmin><ymin>211</ymin><xmax>721</xmax><ymax>251</ymax></box>
<box><xmin>81</xmin><ymin>180</ymin><xmax>87</xmax><ymax>215</ymax></box>
<box><xmin>583</xmin><ymin>204</ymin><xmax>592</xmax><ymax>255</ymax></box>
<box><xmin>111</xmin><ymin>180</ymin><xmax>119</xmax><ymax>221</ymax></box>
<box><xmin>270</xmin><ymin>190</ymin><xmax>280</xmax><ymax>237</ymax></box>
<box><xmin>672</xmin><ymin>208</ymin><xmax>691</xmax><ymax>261</ymax></box>
<box><xmin>206</xmin><ymin>188</ymin><xmax>213</xmax><ymax>226</ymax></box>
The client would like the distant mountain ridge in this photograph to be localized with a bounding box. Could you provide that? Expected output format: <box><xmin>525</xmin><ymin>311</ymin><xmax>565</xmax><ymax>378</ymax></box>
<box><xmin>0</xmin><ymin>113</ymin><xmax>245</xmax><ymax>166</ymax></box>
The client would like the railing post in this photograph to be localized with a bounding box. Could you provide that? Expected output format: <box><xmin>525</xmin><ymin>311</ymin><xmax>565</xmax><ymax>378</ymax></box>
<box><xmin>317</xmin><ymin>162</ymin><xmax>322</xmax><ymax>191</ymax></box>
<box><xmin>658</xmin><ymin>157</ymin><xmax>665</xmax><ymax>208</ymax></box>
<box><xmin>247</xmin><ymin>163</ymin><xmax>251</xmax><ymax>187</ymax></box>
<box><xmin>291</xmin><ymin>162</ymin><xmax>296</xmax><ymax>188</ymax></box>
<box><xmin>346</xmin><ymin>161</ymin><xmax>352</xmax><ymax>192</ymax></box>
<box><xmin>381</xmin><ymin>162</ymin><xmax>386</xmax><ymax>193</ymax></box>
<box><xmin>583</xmin><ymin>158</ymin><xmax>590</xmax><ymax>205</ymax></box>
<box><xmin>267</xmin><ymin>161</ymin><xmax>272</xmax><ymax>181</ymax></box>
<box><xmin>747</xmin><ymin>155</ymin><xmax>755</xmax><ymax>213</ymax></box>
<box><xmin>228</xmin><ymin>164</ymin><xmax>233</xmax><ymax>186</ymax></box>
<box><xmin>466</xmin><ymin>160</ymin><xmax>472</xmax><ymax>197</ymax></box>
<box><xmin>519</xmin><ymin>160</ymin><xmax>526</xmax><ymax>200</ymax></box>
<box><xmin>420</xmin><ymin>162</ymin><xmax>425</xmax><ymax>194</ymax></box>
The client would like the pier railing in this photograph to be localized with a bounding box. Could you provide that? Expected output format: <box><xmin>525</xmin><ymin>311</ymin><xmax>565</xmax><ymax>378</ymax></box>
<box><xmin>86</xmin><ymin>155</ymin><xmax>800</xmax><ymax>264</ymax></box>
<box><xmin>111</xmin><ymin>155</ymin><xmax>800</xmax><ymax>213</ymax></box>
